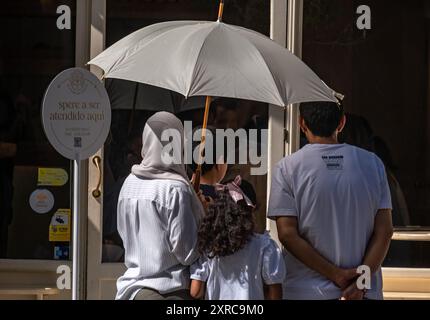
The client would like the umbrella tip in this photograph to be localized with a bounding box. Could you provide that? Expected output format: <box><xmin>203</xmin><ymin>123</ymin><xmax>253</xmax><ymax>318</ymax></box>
<box><xmin>217</xmin><ymin>0</ymin><xmax>225</xmax><ymax>22</ymax></box>
<box><xmin>334</xmin><ymin>91</ymin><xmax>345</xmax><ymax>102</ymax></box>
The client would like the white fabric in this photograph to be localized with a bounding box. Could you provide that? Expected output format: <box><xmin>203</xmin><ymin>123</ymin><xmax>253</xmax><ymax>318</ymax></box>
<box><xmin>89</xmin><ymin>21</ymin><xmax>337</xmax><ymax>107</ymax></box>
<box><xmin>131</xmin><ymin>111</ymin><xmax>189</xmax><ymax>184</ymax></box>
<box><xmin>116</xmin><ymin>174</ymin><xmax>200</xmax><ymax>300</ymax></box>
<box><xmin>268</xmin><ymin>143</ymin><xmax>392</xmax><ymax>300</ymax></box>
<box><xmin>190</xmin><ymin>232</ymin><xmax>286</xmax><ymax>300</ymax></box>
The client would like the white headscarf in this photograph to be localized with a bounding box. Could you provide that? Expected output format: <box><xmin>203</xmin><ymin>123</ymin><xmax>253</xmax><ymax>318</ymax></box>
<box><xmin>132</xmin><ymin>111</ymin><xmax>204</xmax><ymax>219</ymax></box>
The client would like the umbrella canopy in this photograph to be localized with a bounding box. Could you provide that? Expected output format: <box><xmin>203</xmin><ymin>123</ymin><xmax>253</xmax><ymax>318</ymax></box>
<box><xmin>89</xmin><ymin>20</ymin><xmax>337</xmax><ymax>107</ymax></box>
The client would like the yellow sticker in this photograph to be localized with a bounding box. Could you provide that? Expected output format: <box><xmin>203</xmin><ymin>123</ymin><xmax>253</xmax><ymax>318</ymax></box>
<box><xmin>49</xmin><ymin>209</ymin><xmax>70</xmax><ymax>242</ymax></box>
<box><xmin>38</xmin><ymin>168</ymin><xmax>68</xmax><ymax>187</ymax></box>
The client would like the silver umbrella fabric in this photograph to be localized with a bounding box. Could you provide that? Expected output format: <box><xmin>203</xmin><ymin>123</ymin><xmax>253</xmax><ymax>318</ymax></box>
<box><xmin>89</xmin><ymin>20</ymin><xmax>337</xmax><ymax>107</ymax></box>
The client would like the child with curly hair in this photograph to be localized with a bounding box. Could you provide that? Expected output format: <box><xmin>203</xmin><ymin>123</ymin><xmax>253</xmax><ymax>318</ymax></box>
<box><xmin>190</xmin><ymin>178</ymin><xmax>285</xmax><ymax>300</ymax></box>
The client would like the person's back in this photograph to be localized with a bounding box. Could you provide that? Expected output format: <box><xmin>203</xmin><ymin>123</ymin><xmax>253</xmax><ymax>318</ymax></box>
<box><xmin>268</xmin><ymin>101</ymin><xmax>393</xmax><ymax>300</ymax></box>
<box><xmin>115</xmin><ymin>112</ymin><xmax>204</xmax><ymax>300</ymax></box>
<box><xmin>275</xmin><ymin>143</ymin><xmax>389</xmax><ymax>299</ymax></box>
<box><xmin>191</xmin><ymin>188</ymin><xmax>285</xmax><ymax>300</ymax></box>
<box><xmin>192</xmin><ymin>233</ymin><xmax>283</xmax><ymax>300</ymax></box>
<box><xmin>116</xmin><ymin>174</ymin><xmax>199</xmax><ymax>300</ymax></box>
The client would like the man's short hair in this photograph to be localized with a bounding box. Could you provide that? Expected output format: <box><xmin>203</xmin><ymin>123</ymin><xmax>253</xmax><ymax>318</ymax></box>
<box><xmin>299</xmin><ymin>101</ymin><xmax>344</xmax><ymax>138</ymax></box>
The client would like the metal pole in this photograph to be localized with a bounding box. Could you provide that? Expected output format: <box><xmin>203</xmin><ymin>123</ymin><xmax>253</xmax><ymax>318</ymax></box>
<box><xmin>266</xmin><ymin>0</ymin><xmax>287</xmax><ymax>239</ymax></box>
<box><xmin>286</xmin><ymin>0</ymin><xmax>304</xmax><ymax>155</ymax></box>
<box><xmin>72</xmin><ymin>159</ymin><xmax>81</xmax><ymax>300</ymax></box>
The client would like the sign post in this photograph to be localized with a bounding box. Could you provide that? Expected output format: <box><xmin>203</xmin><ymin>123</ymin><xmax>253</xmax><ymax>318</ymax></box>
<box><xmin>72</xmin><ymin>159</ymin><xmax>81</xmax><ymax>300</ymax></box>
<box><xmin>42</xmin><ymin>68</ymin><xmax>111</xmax><ymax>300</ymax></box>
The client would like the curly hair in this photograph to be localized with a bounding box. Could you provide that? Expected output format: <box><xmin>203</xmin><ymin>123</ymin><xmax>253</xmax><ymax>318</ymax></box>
<box><xmin>197</xmin><ymin>189</ymin><xmax>255</xmax><ymax>258</ymax></box>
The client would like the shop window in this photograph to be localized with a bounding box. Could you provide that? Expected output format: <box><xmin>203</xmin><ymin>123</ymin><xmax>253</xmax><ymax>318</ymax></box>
<box><xmin>0</xmin><ymin>0</ymin><xmax>76</xmax><ymax>260</ymax></box>
<box><xmin>302</xmin><ymin>0</ymin><xmax>430</xmax><ymax>267</ymax></box>
<box><xmin>102</xmin><ymin>0</ymin><xmax>270</xmax><ymax>262</ymax></box>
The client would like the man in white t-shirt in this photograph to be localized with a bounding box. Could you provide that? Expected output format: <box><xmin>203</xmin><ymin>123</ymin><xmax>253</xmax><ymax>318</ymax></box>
<box><xmin>268</xmin><ymin>101</ymin><xmax>393</xmax><ymax>300</ymax></box>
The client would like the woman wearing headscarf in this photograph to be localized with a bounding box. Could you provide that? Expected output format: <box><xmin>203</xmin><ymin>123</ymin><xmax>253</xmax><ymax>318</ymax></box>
<box><xmin>116</xmin><ymin>112</ymin><xmax>205</xmax><ymax>300</ymax></box>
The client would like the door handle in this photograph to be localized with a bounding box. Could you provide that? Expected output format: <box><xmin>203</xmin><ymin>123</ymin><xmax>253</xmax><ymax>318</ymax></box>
<box><xmin>92</xmin><ymin>155</ymin><xmax>102</xmax><ymax>198</ymax></box>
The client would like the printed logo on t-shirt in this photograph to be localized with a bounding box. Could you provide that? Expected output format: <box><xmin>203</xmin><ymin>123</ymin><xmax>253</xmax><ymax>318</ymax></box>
<box><xmin>322</xmin><ymin>155</ymin><xmax>344</xmax><ymax>170</ymax></box>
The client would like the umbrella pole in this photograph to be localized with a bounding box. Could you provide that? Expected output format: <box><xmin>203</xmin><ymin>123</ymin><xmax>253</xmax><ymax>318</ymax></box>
<box><xmin>193</xmin><ymin>95</ymin><xmax>212</xmax><ymax>193</ymax></box>
<box><xmin>192</xmin><ymin>0</ymin><xmax>223</xmax><ymax>192</ymax></box>
<box><xmin>128</xmin><ymin>82</ymin><xmax>139</xmax><ymax>136</ymax></box>
<box><xmin>217</xmin><ymin>0</ymin><xmax>224</xmax><ymax>22</ymax></box>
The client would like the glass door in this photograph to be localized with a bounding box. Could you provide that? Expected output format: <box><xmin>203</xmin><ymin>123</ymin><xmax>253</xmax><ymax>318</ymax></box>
<box><xmin>86</xmin><ymin>0</ymin><xmax>274</xmax><ymax>300</ymax></box>
<box><xmin>297</xmin><ymin>0</ymin><xmax>430</xmax><ymax>299</ymax></box>
<box><xmin>0</xmin><ymin>0</ymin><xmax>78</xmax><ymax>300</ymax></box>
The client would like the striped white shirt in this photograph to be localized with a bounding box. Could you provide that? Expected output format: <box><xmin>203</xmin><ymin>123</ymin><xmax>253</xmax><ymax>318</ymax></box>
<box><xmin>115</xmin><ymin>174</ymin><xmax>199</xmax><ymax>300</ymax></box>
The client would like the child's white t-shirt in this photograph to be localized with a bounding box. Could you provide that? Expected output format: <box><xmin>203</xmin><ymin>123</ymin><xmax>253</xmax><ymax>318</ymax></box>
<box><xmin>190</xmin><ymin>232</ymin><xmax>286</xmax><ymax>300</ymax></box>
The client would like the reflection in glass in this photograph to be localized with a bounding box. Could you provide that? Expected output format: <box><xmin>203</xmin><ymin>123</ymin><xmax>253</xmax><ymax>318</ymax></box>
<box><xmin>0</xmin><ymin>0</ymin><xmax>76</xmax><ymax>260</ymax></box>
<box><xmin>302</xmin><ymin>0</ymin><xmax>430</xmax><ymax>267</ymax></box>
<box><xmin>102</xmin><ymin>0</ymin><xmax>270</xmax><ymax>262</ymax></box>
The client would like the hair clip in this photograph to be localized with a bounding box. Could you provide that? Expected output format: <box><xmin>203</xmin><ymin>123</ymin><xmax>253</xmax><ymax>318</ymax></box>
<box><xmin>216</xmin><ymin>175</ymin><xmax>255</xmax><ymax>208</ymax></box>
<box><xmin>334</xmin><ymin>91</ymin><xmax>345</xmax><ymax>108</ymax></box>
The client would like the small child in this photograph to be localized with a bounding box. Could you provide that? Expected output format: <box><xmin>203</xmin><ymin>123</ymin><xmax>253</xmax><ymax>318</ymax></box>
<box><xmin>190</xmin><ymin>177</ymin><xmax>286</xmax><ymax>300</ymax></box>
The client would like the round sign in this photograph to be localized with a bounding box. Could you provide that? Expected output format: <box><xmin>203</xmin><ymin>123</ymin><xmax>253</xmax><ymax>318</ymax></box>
<box><xmin>42</xmin><ymin>68</ymin><xmax>111</xmax><ymax>160</ymax></box>
<box><xmin>29</xmin><ymin>189</ymin><xmax>55</xmax><ymax>214</ymax></box>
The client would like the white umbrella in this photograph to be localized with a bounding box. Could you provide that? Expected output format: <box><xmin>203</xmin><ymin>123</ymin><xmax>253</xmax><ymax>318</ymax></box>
<box><xmin>89</xmin><ymin>22</ymin><xmax>337</xmax><ymax>107</ymax></box>
<box><xmin>88</xmin><ymin>0</ymin><xmax>338</xmax><ymax>189</ymax></box>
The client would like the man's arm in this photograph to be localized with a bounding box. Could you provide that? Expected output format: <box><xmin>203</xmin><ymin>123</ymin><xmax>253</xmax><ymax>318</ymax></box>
<box><xmin>276</xmin><ymin>216</ymin><xmax>357</xmax><ymax>289</ymax></box>
<box><xmin>362</xmin><ymin>209</ymin><xmax>393</xmax><ymax>273</ymax></box>
<box><xmin>363</xmin><ymin>158</ymin><xmax>394</xmax><ymax>273</ymax></box>
<box><xmin>342</xmin><ymin>209</ymin><xmax>393</xmax><ymax>299</ymax></box>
